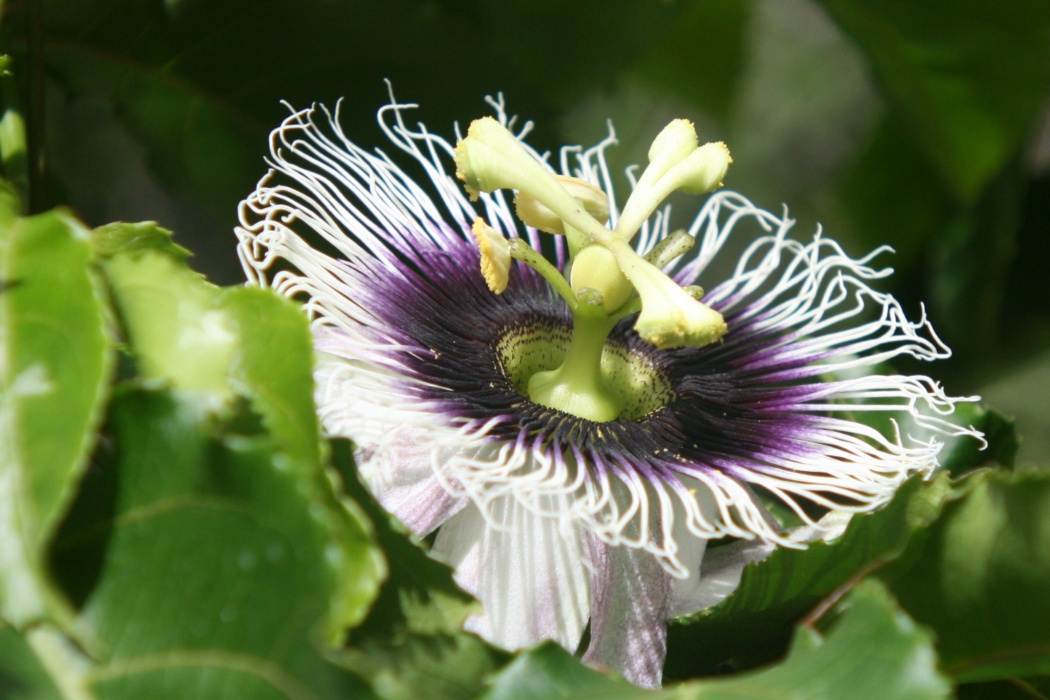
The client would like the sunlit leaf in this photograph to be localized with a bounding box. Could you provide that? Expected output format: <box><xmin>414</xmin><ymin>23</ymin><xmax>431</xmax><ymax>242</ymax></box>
<box><xmin>92</xmin><ymin>221</ymin><xmax>191</xmax><ymax>263</ymax></box>
<box><xmin>338</xmin><ymin>631</ymin><xmax>506</xmax><ymax>700</ymax></box>
<box><xmin>98</xmin><ymin>247</ymin><xmax>235</xmax><ymax>406</ymax></box>
<box><xmin>221</xmin><ymin>287</ymin><xmax>386</xmax><ymax>637</ymax></box>
<box><xmin>0</xmin><ymin>205</ymin><xmax>114</xmax><ymax>627</ymax></box>
<box><xmin>91</xmin><ymin>223</ymin><xmax>385</xmax><ymax>640</ymax></box>
<box><xmin>0</xmin><ymin>94</ymin><xmax>27</xmax><ymax>209</ymax></box>
<box><xmin>481</xmin><ymin>642</ymin><xmax>634</xmax><ymax>700</ymax></box>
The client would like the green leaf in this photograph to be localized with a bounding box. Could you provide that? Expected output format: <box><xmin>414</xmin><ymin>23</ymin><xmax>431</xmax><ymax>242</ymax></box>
<box><xmin>957</xmin><ymin>676</ymin><xmax>1050</xmax><ymax>700</ymax></box>
<box><xmin>221</xmin><ymin>287</ymin><xmax>386</xmax><ymax>637</ymax></box>
<box><xmin>339</xmin><ymin>632</ymin><xmax>507</xmax><ymax>700</ymax></box>
<box><xmin>41</xmin><ymin>33</ymin><xmax>263</xmax><ymax>222</ymax></box>
<box><xmin>481</xmin><ymin>642</ymin><xmax>635</xmax><ymax>700</ymax></box>
<box><xmin>476</xmin><ymin>1</ymin><xmax>704</xmax><ymax>108</ymax></box>
<box><xmin>0</xmin><ymin>623</ymin><xmax>76</xmax><ymax>700</ymax></box>
<box><xmin>57</xmin><ymin>388</ymin><xmax>376</xmax><ymax>699</ymax></box>
<box><xmin>329</xmin><ymin>439</ymin><xmax>507</xmax><ymax>700</ymax></box>
<box><xmin>92</xmin><ymin>221</ymin><xmax>191</xmax><ymax>263</ymax></box>
<box><xmin>99</xmin><ymin>247</ymin><xmax>236</xmax><ymax>404</ymax></box>
<box><xmin>928</xmin><ymin>166</ymin><xmax>1029</xmax><ymax>363</ymax></box>
<box><xmin>665</xmin><ymin>474</ymin><xmax>951</xmax><ymax>677</ymax></box>
<box><xmin>633</xmin><ymin>0</ymin><xmax>751</xmax><ymax>122</ymax></box>
<box><xmin>483</xmin><ymin>581</ymin><xmax>949</xmax><ymax>700</ymax></box>
<box><xmin>0</xmin><ymin>206</ymin><xmax>114</xmax><ymax>627</ymax></box>
<box><xmin>979</xmin><ymin>351</ymin><xmax>1050</xmax><ymax>467</ymax></box>
<box><xmin>95</xmin><ymin>229</ymin><xmax>385</xmax><ymax>641</ymax></box>
<box><xmin>689</xmin><ymin>580</ymin><xmax>950</xmax><ymax>700</ymax></box>
<box><xmin>0</xmin><ymin>101</ymin><xmax>27</xmax><ymax>210</ymax></box>
<box><xmin>837</xmin><ymin>114</ymin><xmax>943</xmax><ymax>272</ymax></box>
<box><xmin>818</xmin><ymin>0</ymin><xmax>1050</xmax><ymax>202</ymax></box>
<box><xmin>331</xmin><ymin>440</ymin><xmax>477</xmax><ymax>639</ymax></box>
<box><xmin>937</xmin><ymin>403</ymin><xmax>1019</xmax><ymax>473</ymax></box>
<box><xmin>220</xmin><ymin>286</ymin><xmax>321</xmax><ymax>467</ymax></box>
<box><xmin>881</xmin><ymin>470</ymin><xmax>1050</xmax><ymax>682</ymax></box>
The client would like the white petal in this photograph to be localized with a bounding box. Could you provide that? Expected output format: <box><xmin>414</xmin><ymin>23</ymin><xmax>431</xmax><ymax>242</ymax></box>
<box><xmin>432</xmin><ymin>495</ymin><xmax>590</xmax><ymax>652</ymax></box>
<box><xmin>788</xmin><ymin>509</ymin><xmax>854</xmax><ymax>544</ymax></box>
<box><xmin>671</xmin><ymin>509</ymin><xmax>854</xmax><ymax>616</ymax></box>
<box><xmin>676</xmin><ymin>539</ymin><xmax>774</xmax><ymax>614</ymax></box>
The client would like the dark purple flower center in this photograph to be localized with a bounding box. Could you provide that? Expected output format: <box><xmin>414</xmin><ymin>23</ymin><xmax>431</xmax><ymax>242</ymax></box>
<box><xmin>362</xmin><ymin>229</ymin><xmax>823</xmax><ymax>483</ymax></box>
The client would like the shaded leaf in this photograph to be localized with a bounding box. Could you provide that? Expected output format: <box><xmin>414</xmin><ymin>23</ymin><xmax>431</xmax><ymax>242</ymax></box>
<box><xmin>688</xmin><ymin>579</ymin><xmax>949</xmax><ymax>700</ymax></box>
<box><xmin>929</xmin><ymin>164</ymin><xmax>1028</xmax><ymax>363</ymax></box>
<box><xmin>665</xmin><ymin>474</ymin><xmax>950</xmax><ymax>677</ymax></box>
<box><xmin>484</xmin><ymin>581</ymin><xmax>949</xmax><ymax>700</ymax></box>
<box><xmin>818</xmin><ymin>0</ymin><xmax>1050</xmax><ymax>202</ymax></box>
<box><xmin>937</xmin><ymin>404</ymin><xmax>1019</xmax><ymax>473</ymax></box>
<box><xmin>979</xmin><ymin>349</ymin><xmax>1050</xmax><ymax>467</ymax></box>
<box><xmin>957</xmin><ymin>676</ymin><xmax>1050</xmax><ymax>700</ymax></box>
<box><xmin>42</xmin><ymin>34</ymin><xmax>262</xmax><ymax>220</ymax></box>
<box><xmin>0</xmin><ymin>623</ymin><xmax>71</xmax><ymax>700</ymax></box>
<box><xmin>837</xmin><ymin>113</ymin><xmax>944</xmax><ymax>273</ymax></box>
<box><xmin>63</xmin><ymin>388</ymin><xmax>375</xmax><ymax>699</ymax></box>
<box><xmin>329</xmin><ymin>440</ymin><xmax>507</xmax><ymax>700</ymax></box>
<box><xmin>330</xmin><ymin>440</ymin><xmax>476</xmax><ymax>639</ymax></box>
<box><xmin>475</xmin><ymin>0</ymin><xmax>698</xmax><ymax>109</ymax></box>
<box><xmin>881</xmin><ymin>470</ymin><xmax>1050</xmax><ymax>682</ymax></box>
<box><xmin>634</xmin><ymin>0</ymin><xmax>750</xmax><ymax>122</ymax></box>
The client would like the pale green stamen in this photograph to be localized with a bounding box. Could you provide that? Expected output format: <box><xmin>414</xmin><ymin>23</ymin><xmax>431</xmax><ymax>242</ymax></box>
<box><xmin>644</xmin><ymin>229</ymin><xmax>695</xmax><ymax>268</ymax></box>
<box><xmin>457</xmin><ymin>115</ymin><xmax>732</xmax><ymax>421</ymax></box>
<box><xmin>614</xmin><ymin>139</ymin><xmax>731</xmax><ymax>242</ymax></box>
<box><xmin>508</xmin><ymin>238</ymin><xmax>578</xmax><ymax>310</ymax></box>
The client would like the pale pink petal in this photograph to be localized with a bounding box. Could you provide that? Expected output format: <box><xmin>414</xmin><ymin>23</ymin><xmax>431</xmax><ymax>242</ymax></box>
<box><xmin>582</xmin><ymin>535</ymin><xmax>673</xmax><ymax>689</ymax></box>
<box><xmin>374</xmin><ymin>467</ymin><xmax>469</xmax><ymax>536</ymax></box>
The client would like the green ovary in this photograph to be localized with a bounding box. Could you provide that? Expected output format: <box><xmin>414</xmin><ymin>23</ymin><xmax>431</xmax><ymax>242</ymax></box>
<box><xmin>498</xmin><ymin>313</ymin><xmax>673</xmax><ymax>423</ymax></box>
<box><xmin>528</xmin><ymin>309</ymin><xmax>621</xmax><ymax>422</ymax></box>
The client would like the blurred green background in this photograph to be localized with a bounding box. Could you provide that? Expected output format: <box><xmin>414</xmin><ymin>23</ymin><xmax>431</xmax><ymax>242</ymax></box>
<box><xmin>3</xmin><ymin>0</ymin><xmax>1049</xmax><ymax>463</ymax></box>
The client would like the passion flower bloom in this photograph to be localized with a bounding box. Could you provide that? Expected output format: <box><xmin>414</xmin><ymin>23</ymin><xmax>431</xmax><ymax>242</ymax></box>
<box><xmin>235</xmin><ymin>95</ymin><xmax>980</xmax><ymax>688</ymax></box>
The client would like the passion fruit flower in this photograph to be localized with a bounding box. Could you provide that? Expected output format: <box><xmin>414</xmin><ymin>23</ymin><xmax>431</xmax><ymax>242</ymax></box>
<box><xmin>235</xmin><ymin>95</ymin><xmax>981</xmax><ymax>688</ymax></box>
